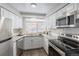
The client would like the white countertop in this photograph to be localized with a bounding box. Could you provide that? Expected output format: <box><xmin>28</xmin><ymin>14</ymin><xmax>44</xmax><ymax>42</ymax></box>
<box><xmin>42</xmin><ymin>34</ymin><xmax>52</xmax><ymax>39</ymax></box>
<box><xmin>12</xmin><ymin>35</ymin><xmax>26</xmax><ymax>42</ymax></box>
<box><xmin>12</xmin><ymin>33</ymin><xmax>59</xmax><ymax>42</ymax></box>
<box><xmin>12</xmin><ymin>34</ymin><xmax>43</xmax><ymax>42</ymax></box>
<box><xmin>42</xmin><ymin>34</ymin><xmax>59</xmax><ymax>40</ymax></box>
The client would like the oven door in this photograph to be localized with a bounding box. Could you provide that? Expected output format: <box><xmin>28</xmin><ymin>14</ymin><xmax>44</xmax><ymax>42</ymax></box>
<box><xmin>48</xmin><ymin>41</ymin><xmax>65</xmax><ymax>56</ymax></box>
<box><xmin>49</xmin><ymin>45</ymin><xmax>61</xmax><ymax>56</ymax></box>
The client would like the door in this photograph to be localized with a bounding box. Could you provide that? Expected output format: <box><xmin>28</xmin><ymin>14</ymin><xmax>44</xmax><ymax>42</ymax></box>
<box><xmin>32</xmin><ymin>36</ymin><xmax>43</xmax><ymax>49</ymax></box>
<box><xmin>24</xmin><ymin>36</ymin><xmax>43</xmax><ymax>50</ymax></box>
<box><xmin>23</xmin><ymin>37</ymin><xmax>31</xmax><ymax>50</ymax></box>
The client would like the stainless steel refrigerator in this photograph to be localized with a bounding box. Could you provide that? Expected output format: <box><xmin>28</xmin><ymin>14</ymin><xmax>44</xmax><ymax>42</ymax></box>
<box><xmin>0</xmin><ymin>17</ymin><xmax>13</xmax><ymax>56</ymax></box>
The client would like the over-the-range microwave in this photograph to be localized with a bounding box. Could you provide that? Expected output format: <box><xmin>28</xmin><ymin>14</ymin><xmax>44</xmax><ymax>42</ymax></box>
<box><xmin>56</xmin><ymin>14</ymin><xmax>79</xmax><ymax>27</ymax></box>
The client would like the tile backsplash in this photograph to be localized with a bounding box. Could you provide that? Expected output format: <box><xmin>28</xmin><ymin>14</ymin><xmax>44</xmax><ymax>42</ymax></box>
<box><xmin>51</xmin><ymin>28</ymin><xmax>64</xmax><ymax>35</ymax></box>
<box><xmin>51</xmin><ymin>28</ymin><xmax>79</xmax><ymax>35</ymax></box>
<box><xmin>63</xmin><ymin>28</ymin><xmax>79</xmax><ymax>34</ymax></box>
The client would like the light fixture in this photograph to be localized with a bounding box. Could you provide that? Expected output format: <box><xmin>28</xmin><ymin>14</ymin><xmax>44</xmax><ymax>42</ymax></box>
<box><xmin>31</xmin><ymin>3</ymin><xmax>37</xmax><ymax>8</ymax></box>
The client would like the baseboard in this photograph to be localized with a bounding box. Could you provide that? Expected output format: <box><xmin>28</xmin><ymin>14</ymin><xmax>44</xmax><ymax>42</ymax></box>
<box><xmin>22</xmin><ymin>47</ymin><xmax>43</xmax><ymax>51</ymax></box>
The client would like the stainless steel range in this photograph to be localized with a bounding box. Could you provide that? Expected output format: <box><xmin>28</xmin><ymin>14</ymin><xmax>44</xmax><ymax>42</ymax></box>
<box><xmin>49</xmin><ymin>33</ymin><xmax>79</xmax><ymax>56</ymax></box>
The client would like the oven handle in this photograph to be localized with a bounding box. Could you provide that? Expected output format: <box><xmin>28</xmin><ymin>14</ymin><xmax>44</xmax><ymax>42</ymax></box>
<box><xmin>49</xmin><ymin>42</ymin><xmax>65</xmax><ymax>56</ymax></box>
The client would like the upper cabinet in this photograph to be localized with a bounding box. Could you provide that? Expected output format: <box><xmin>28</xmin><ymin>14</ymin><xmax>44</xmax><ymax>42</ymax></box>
<box><xmin>50</xmin><ymin>14</ymin><xmax>56</xmax><ymax>29</ymax></box>
<box><xmin>56</xmin><ymin>5</ymin><xmax>66</xmax><ymax>18</ymax></box>
<box><xmin>45</xmin><ymin>14</ymin><xmax>56</xmax><ymax>31</ymax></box>
<box><xmin>66</xmin><ymin>4</ymin><xmax>77</xmax><ymax>27</ymax></box>
<box><xmin>56</xmin><ymin>6</ymin><xmax>67</xmax><ymax>27</ymax></box>
<box><xmin>12</xmin><ymin>14</ymin><xmax>23</xmax><ymax>29</ymax></box>
<box><xmin>76</xmin><ymin>4</ymin><xmax>79</xmax><ymax>27</ymax></box>
<box><xmin>0</xmin><ymin>8</ymin><xmax>23</xmax><ymax>29</ymax></box>
<box><xmin>1</xmin><ymin>8</ymin><xmax>12</xmax><ymax>19</ymax></box>
<box><xmin>66</xmin><ymin>4</ymin><xmax>76</xmax><ymax>16</ymax></box>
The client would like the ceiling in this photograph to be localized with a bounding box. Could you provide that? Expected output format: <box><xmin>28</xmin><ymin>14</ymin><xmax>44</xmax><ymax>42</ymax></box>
<box><xmin>9</xmin><ymin>3</ymin><xmax>66</xmax><ymax>15</ymax></box>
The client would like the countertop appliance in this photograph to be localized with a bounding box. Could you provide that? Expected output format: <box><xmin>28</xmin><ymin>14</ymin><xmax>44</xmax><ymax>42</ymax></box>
<box><xmin>0</xmin><ymin>17</ymin><xmax>12</xmax><ymax>56</ymax></box>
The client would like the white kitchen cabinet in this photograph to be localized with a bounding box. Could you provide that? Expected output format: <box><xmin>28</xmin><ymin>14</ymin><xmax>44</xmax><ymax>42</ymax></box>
<box><xmin>32</xmin><ymin>36</ymin><xmax>43</xmax><ymax>49</ymax></box>
<box><xmin>1</xmin><ymin>8</ymin><xmax>12</xmax><ymax>19</ymax></box>
<box><xmin>47</xmin><ymin>16</ymin><xmax>52</xmax><ymax>30</ymax></box>
<box><xmin>12</xmin><ymin>14</ymin><xmax>23</xmax><ymax>29</ymax></box>
<box><xmin>49</xmin><ymin>14</ymin><xmax>56</xmax><ymax>29</ymax></box>
<box><xmin>23</xmin><ymin>36</ymin><xmax>43</xmax><ymax>50</ymax></box>
<box><xmin>43</xmin><ymin>36</ymin><xmax>48</xmax><ymax>54</ymax></box>
<box><xmin>16</xmin><ymin>37</ymin><xmax>24</xmax><ymax>49</ymax></box>
<box><xmin>23</xmin><ymin>37</ymin><xmax>32</xmax><ymax>50</ymax></box>
<box><xmin>45</xmin><ymin>16</ymin><xmax>53</xmax><ymax>31</ymax></box>
<box><xmin>76</xmin><ymin>4</ymin><xmax>79</xmax><ymax>18</ymax></box>
<box><xmin>1</xmin><ymin>8</ymin><xmax>23</xmax><ymax>29</ymax></box>
<box><xmin>55</xmin><ymin>4</ymin><xmax>78</xmax><ymax>27</ymax></box>
<box><xmin>56</xmin><ymin>6</ymin><xmax>66</xmax><ymax>19</ymax></box>
<box><xmin>65</xmin><ymin>4</ymin><xmax>77</xmax><ymax>16</ymax></box>
<box><xmin>46</xmin><ymin>13</ymin><xmax>56</xmax><ymax>31</ymax></box>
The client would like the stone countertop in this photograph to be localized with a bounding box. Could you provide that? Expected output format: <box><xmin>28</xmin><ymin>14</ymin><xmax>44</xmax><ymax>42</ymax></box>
<box><xmin>42</xmin><ymin>34</ymin><xmax>59</xmax><ymax>40</ymax></box>
<box><xmin>12</xmin><ymin>33</ymin><xmax>57</xmax><ymax>42</ymax></box>
<box><xmin>12</xmin><ymin>35</ymin><xmax>26</xmax><ymax>42</ymax></box>
<box><xmin>12</xmin><ymin>34</ymin><xmax>43</xmax><ymax>42</ymax></box>
<box><xmin>42</xmin><ymin>34</ymin><xmax>52</xmax><ymax>39</ymax></box>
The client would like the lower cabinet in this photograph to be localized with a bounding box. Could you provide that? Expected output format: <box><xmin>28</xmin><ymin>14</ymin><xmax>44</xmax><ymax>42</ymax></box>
<box><xmin>32</xmin><ymin>37</ymin><xmax>43</xmax><ymax>49</ymax></box>
<box><xmin>23</xmin><ymin>36</ymin><xmax>43</xmax><ymax>50</ymax></box>
<box><xmin>23</xmin><ymin>37</ymin><xmax>32</xmax><ymax>50</ymax></box>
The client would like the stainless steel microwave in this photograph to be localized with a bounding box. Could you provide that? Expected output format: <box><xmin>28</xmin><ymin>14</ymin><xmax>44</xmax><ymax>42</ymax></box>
<box><xmin>68</xmin><ymin>14</ymin><xmax>75</xmax><ymax>25</ymax></box>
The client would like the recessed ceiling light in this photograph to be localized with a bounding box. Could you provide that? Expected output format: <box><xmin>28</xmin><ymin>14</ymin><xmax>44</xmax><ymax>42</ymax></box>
<box><xmin>31</xmin><ymin>3</ymin><xmax>37</xmax><ymax>8</ymax></box>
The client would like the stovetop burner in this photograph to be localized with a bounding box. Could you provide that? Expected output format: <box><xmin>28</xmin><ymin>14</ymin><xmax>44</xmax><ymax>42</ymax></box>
<box><xmin>61</xmin><ymin>33</ymin><xmax>79</xmax><ymax>39</ymax></box>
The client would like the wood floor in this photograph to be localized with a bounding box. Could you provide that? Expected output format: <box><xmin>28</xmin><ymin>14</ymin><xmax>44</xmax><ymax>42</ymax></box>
<box><xmin>21</xmin><ymin>48</ymin><xmax>47</xmax><ymax>56</ymax></box>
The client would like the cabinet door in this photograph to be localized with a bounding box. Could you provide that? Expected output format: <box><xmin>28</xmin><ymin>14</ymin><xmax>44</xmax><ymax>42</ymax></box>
<box><xmin>56</xmin><ymin>6</ymin><xmax>66</xmax><ymax>27</ymax></box>
<box><xmin>23</xmin><ymin>37</ymin><xmax>31</xmax><ymax>50</ymax></box>
<box><xmin>16</xmin><ymin>38</ymin><xmax>24</xmax><ymax>49</ymax></box>
<box><xmin>45</xmin><ymin>16</ymin><xmax>53</xmax><ymax>31</ymax></box>
<box><xmin>12</xmin><ymin>14</ymin><xmax>22</xmax><ymax>29</ymax></box>
<box><xmin>12</xmin><ymin>15</ymin><xmax>18</xmax><ymax>28</ymax></box>
<box><xmin>76</xmin><ymin>4</ymin><xmax>79</xmax><ymax>18</ymax></box>
<box><xmin>1</xmin><ymin>8</ymin><xmax>11</xmax><ymax>19</ymax></box>
<box><xmin>50</xmin><ymin>14</ymin><xmax>56</xmax><ymax>29</ymax></box>
<box><xmin>32</xmin><ymin>36</ymin><xmax>43</xmax><ymax>49</ymax></box>
<box><xmin>56</xmin><ymin>6</ymin><xmax>66</xmax><ymax>19</ymax></box>
<box><xmin>66</xmin><ymin>4</ymin><xmax>76</xmax><ymax>16</ymax></box>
